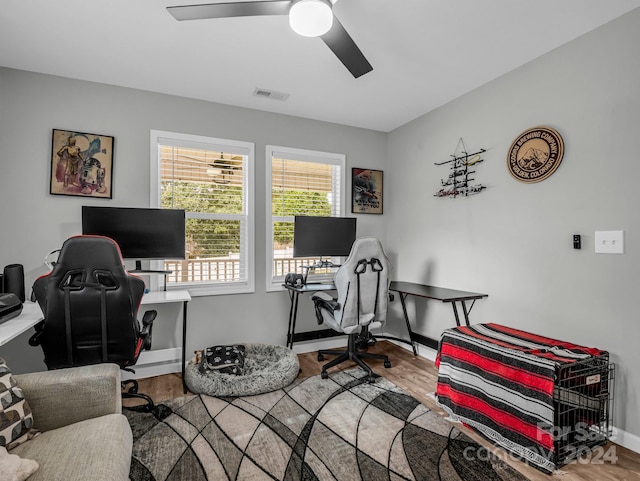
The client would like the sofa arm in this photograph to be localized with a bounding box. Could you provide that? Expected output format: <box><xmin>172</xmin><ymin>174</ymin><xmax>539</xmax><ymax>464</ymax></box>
<box><xmin>14</xmin><ymin>363</ymin><xmax>122</xmax><ymax>432</ymax></box>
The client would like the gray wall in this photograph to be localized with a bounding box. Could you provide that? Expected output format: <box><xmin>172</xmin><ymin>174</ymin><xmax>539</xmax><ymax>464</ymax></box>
<box><xmin>0</xmin><ymin>67</ymin><xmax>387</xmax><ymax>372</ymax></box>
<box><xmin>386</xmin><ymin>9</ymin><xmax>640</xmax><ymax>439</ymax></box>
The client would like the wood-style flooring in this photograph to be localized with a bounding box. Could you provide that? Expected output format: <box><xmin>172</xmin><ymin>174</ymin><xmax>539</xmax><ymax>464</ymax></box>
<box><xmin>123</xmin><ymin>341</ymin><xmax>640</xmax><ymax>481</ymax></box>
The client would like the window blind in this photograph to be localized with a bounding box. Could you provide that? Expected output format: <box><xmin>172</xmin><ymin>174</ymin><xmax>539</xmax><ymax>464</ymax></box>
<box><xmin>160</xmin><ymin>144</ymin><xmax>249</xmax><ymax>286</ymax></box>
<box><xmin>269</xmin><ymin>151</ymin><xmax>344</xmax><ymax>283</ymax></box>
<box><xmin>271</xmin><ymin>157</ymin><xmax>342</xmax><ymax>217</ymax></box>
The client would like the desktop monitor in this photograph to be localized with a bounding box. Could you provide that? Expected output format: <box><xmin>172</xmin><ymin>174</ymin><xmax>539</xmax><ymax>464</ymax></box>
<box><xmin>293</xmin><ymin>216</ymin><xmax>357</xmax><ymax>259</ymax></box>
<box><xmin>81</xmin><ymin>206</ymin><xmax>186</xmax><ymax>268</ymax></box>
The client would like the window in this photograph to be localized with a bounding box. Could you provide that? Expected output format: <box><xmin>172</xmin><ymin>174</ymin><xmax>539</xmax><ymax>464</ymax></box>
<box><xmin>151</xmin><ymin>130</ymin><xmax>254</xmax><ymax>295</ymax></box>
<box><xmin>266</xmin><ymin>145</ymin><xmax>346</xmax><ymax>290</ymax></box>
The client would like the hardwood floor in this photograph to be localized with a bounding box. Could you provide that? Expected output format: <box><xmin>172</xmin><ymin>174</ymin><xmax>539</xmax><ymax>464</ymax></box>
<box><xmin>124</xmin><ymin>341</ymin><xmax>640</xmax><ymax>481</ymax></box>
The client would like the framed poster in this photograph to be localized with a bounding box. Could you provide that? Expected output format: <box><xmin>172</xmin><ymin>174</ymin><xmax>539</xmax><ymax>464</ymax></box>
<box><xmin>352</xmin><ymin>168</ymin><xmax>383</xmax><ymax>214</ymax></box>
<box><xmin>50</xmin><ymin>129</ymin><xmax>114</xmax><ymax>198</ymax></box>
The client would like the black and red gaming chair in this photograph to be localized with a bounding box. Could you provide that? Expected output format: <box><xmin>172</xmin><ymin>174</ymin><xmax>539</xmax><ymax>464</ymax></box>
<box><xmin>30</xmin><ymin>235</ymin><xmax>156</xmax><ymax>410</ymax></box>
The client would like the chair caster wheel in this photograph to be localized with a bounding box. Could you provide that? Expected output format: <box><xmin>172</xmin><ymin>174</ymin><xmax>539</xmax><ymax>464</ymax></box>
<box><xmin>317</xmin><ymin>354</ymin><xmax>324</xmax><ymax>361</ymax></box>
<box><xmin>384</xmin><ymin>360</ymin><xmax>391</xmax><ymax>368</ymax></box>
<box><xmin>367</xmin><ymin>376</ymin><xmax>376</xmax><ymax>384</ymax></box>
<box><xmin>321</xmin><ymin>371</ymin><xmax>328</xmax><ymax>379</ymax></box>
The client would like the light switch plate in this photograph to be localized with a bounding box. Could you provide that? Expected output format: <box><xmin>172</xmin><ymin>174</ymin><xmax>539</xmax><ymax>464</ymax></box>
<box><xmin>594</xmin><ymin>230</ymin><xmax>624</xmax><ymax>254</ymax></box>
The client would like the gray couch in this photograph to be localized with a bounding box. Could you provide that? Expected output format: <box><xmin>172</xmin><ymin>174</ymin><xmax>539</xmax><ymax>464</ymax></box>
<box><xmin>11</xmin><ymin>363</ymin><xmax>132</xmax><ymax>481</ymax></box>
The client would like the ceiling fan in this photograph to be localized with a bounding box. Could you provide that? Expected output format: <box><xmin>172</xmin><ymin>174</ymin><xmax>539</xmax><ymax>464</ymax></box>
<box><xmin>167</xmin><ymin>0</ymin><xmax>373</xmax><ymax>78</ymax></box>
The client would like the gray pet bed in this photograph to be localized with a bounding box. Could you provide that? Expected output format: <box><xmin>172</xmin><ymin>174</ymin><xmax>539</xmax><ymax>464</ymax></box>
<box><xmin>185</xmin><ymin>343</ymin><xmax>300</xmax><ymax>397</ymax></box>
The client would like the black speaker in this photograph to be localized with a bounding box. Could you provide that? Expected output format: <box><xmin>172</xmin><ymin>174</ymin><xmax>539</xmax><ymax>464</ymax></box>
<box><xmin>284</xmin><ymin>273</ymin><xmax>304</xmax><ymax>287</ymax></box>
<box><xmin>3</xmin><ymin>264</ymin><xmax>25</xmax><ymax>303</ymax></box>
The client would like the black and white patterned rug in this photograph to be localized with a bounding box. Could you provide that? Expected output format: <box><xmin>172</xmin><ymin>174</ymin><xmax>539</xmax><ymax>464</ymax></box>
<box><xmin>125</xmin><ymin>369</ymin><xmax>529</xmax><ymax>481</ymax></box>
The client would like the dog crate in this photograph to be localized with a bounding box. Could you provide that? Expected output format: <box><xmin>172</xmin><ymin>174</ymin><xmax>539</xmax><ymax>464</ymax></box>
<box><xmin>553</xmin><ymin>353</ymin><xmax>614</xmax><ymax>466</ymax></box>
<box><xmin>435</xmin><ymin>323</ymin><xmax>615</xmax><ymax>473</ymax></box>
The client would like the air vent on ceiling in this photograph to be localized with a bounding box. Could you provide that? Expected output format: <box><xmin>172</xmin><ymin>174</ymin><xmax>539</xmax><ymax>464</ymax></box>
<box><xmin>253</xmin><ymin>88</ymin><xmax>289</xmax><ymax>101</ymax></box>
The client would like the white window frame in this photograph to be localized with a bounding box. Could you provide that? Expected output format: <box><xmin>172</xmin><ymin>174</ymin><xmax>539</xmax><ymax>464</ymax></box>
<box><xmin>150</xmin><ymin>129</ymin><xmax>255</xmax><ymax>296</ymax></box>
<box><xmin>265</xmin><ymin>145</ymin><xmax>346</xmax><ymax>292</ymax></box>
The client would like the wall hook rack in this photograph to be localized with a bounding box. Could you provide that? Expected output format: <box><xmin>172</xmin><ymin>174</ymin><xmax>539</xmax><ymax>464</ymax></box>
<box><xmin>434</xmin><ymin>138</ymin><xmax>487</xmax><ymax>198</ymax></box>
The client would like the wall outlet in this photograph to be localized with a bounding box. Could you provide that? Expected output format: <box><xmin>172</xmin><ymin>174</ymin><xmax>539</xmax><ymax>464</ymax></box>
<box><xmin>594</xmin><ymin>230</ymin><xmax>624</xmax><ymax>254</ymax></box>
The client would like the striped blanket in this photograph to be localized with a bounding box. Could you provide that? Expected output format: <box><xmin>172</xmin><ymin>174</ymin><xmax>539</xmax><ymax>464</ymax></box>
<box><xmin>434</xmin><ymin>323</ymin><xmax>606</xmax><ymax>472</ymax></box>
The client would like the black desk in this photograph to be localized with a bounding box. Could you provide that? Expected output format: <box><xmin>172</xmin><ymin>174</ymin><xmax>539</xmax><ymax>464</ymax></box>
<box><xmin>284</xmin><ymin>283</ymin><xmax>335</xmax><ymax>349</ymax></box>
<box><xmin>284</xmin><ymin>281</ymin><xmax>487</xmax><ymax>354</ymax></box>
<box><xmin>389</xmin><ymin>281</ymin><xmax>488</xmax><ymax>350</ymax></box>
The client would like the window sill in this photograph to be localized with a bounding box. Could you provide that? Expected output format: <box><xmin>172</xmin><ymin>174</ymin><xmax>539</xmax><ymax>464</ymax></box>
<box><xmin>267</xmin><ymin>283</ymin><xmax>287</xmax><ymax>293</ymax></box>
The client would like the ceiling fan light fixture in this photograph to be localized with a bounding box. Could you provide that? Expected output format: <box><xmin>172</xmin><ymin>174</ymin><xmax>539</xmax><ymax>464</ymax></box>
<box><xmin>289</xmin><ymin>0</ymin><xmax>333</xmax><ymax>37</ymax></box>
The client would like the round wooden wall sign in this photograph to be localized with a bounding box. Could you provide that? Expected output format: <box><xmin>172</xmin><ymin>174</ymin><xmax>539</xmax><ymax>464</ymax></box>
<box><xmin>507</xmin><ymin>126</ymin><xmax>564</xmax><ymax>183</ymax></box>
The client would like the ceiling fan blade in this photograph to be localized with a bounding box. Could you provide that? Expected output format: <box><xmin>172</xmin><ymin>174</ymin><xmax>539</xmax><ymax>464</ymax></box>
<box><xmin>167</xmin><ymin>1</ymin><xmax>292</xmax><ymax>21</ymax></box>
<box><xmin>321</xmin><ymin>16</ymin><xmax>372</xmax><ymax>78</ymax></box>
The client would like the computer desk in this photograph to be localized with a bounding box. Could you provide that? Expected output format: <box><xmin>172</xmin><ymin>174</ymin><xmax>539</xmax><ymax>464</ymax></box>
<box><xmin>0</xmin><ymin>301</ymin><xmax>43</xmax><ymax>347</ymax></box>
<box><xmin>284</xmin><ymin>283</ymin><xmax>336</xmax><ymax>349</ymax></box>
<box><xmin>389</xmin><ymin>281</ymin><xmax>488</xmax><ymax>350</ymax></box>
<box><xmin>283</xmin><ymin>281</ymin><xmax>488</xmax><ymax>354</ymax></box>
<box><xmin>140</xmin><ymin>290</ymin><xmax>191</xmax><ymax>393</ymax></box>
<box><xmin>1</xmin><ymin>292</ymin><xmax>192</xmax><ymax>393</ymax></box>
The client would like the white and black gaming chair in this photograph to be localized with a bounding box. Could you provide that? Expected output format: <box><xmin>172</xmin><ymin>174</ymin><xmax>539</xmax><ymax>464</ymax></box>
<box><xmin>312</xmin><ymin>237</ymin><xmax>391</xmax><ymax>383</ymax></box>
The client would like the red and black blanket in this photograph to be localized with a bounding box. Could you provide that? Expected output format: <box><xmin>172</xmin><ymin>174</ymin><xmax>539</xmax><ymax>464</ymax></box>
<box><xmin>434</xmin><ymin>323</ymin><xmax>606</xmax><ymax>472</ymax></box>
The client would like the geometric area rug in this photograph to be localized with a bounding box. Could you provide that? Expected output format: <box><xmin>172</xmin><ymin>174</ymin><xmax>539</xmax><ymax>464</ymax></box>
<box><xmin>125</xmin><ymin>369</ymin><xmax>530</xmax><ymax>481</ymax></box>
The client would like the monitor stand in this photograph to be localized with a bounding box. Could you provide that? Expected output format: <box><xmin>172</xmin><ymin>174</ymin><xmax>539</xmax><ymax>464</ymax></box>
<box><xmin>309</xmin><ymin>258</ymin><xmax>338</xmax><ymax>269</ymax></box>
<box><xmin>302</xmin><ymin>258</ymin><xmax>341</xmax><ymax>284</ymax></box>
<box><xmin>130</xmin><ymin>260</ymin><xmax>173</xmax><ymax>274</ymax></box>
<box><xmin>130</xmin><ymin>261</ymin><xmax>173</xmax><ymax>291</ymax></box>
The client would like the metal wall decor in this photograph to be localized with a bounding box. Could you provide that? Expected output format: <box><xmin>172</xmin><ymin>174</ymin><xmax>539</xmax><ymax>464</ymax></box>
<box><xmin>507</xmin><ymin>126</ymin><xmax>564</xmax><ymax>183</ymax></box>
<box><xmin>434</xmin><ymin>138</ymin><xmax>486</xmax><ymax>198</ymax></box>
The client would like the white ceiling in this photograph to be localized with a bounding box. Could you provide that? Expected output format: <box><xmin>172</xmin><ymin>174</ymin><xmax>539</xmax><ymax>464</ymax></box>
<box><xmin>1</xmin><ymin>1</ymin><xmax>639</xmax><ymax>132</ymax></box>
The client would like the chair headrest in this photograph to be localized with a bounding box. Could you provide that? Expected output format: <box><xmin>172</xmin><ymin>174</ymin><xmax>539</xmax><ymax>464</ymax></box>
<box><xmin>55</xmin><ymin>235</ymin><xmax>125</xmax><ymax>272</ymax></box>
<box><xmin>344</xmin><ymin>238</ymin><xmax>388</xmax><ymax>266</ymax></box>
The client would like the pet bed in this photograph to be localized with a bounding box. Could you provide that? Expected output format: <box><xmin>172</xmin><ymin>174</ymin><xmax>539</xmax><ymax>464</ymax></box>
<box><xmin>185</xmin><ymin>343</ymin><xmax>299</xmax><ymax>397</ymax></box>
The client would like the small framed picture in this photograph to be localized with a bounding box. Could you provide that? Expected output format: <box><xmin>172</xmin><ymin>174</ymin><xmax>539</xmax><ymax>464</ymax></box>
<box><xmin>50</xmin><ymin>129</ymin><xmax>114</xmax><ymax>198</ymax></box>
<box><xmin>352</xmin><ymin>168</ymin><xmax>383</xmax><ymax>214</ymax></box>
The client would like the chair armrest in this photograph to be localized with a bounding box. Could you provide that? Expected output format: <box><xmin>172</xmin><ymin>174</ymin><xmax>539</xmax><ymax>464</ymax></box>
<box><xmin>14</xmin><ymin>363</ymin><xmax>122</xmax><ymax>432</ymax></box>
<box><xmin>311</xmin><ymin>291</ymin><xmax>340</xmax><ymax>325</ymax></box>
<box><xmin>140</xmin><ymin>309</ymin><xmax>157</xmax><ymax>351</ymax></box>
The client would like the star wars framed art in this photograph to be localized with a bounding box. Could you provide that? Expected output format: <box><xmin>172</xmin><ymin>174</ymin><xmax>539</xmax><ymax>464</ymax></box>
<box><xmin>50</xmin><ymin>129</ymin><xmax>114</xmax><ymax>198</ymax></box>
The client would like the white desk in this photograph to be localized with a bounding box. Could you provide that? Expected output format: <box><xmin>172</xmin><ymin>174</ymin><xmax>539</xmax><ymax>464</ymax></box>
<box><xmin>141</xmin><ymin>290</ymin><xmax>191</xmax><ymax>392</ymax></box>
<box><xmin>141</xmin><ymin>290</ymin><xmax>191</xmax><ymax>306</ymax></box>
<box><xmin>0</xmin><ymin>291</ymin><xmax>192</xmax><ymax>393</ymax></box>
<box><xmin>0</xmin><ymin>302</ymin><xmax>43</xmax><ymax>347</ymax></box>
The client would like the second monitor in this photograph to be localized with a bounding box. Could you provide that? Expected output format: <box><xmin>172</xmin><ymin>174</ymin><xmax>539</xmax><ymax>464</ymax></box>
<box><xmin>293</xmin><ymin>216</ymin><xmax>356</xmax><ymax>268</ymax></box>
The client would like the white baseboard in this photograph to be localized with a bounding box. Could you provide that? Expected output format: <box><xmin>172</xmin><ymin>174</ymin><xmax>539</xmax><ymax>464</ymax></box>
<box><xmin>609</xmin><ymin>426</ymin><xmax>640</xmax><ymax>454</ymax></box>
<box><xmin>383</xmin><ymin>336</ymin><xmax>438</xmax><ymax>362</ymax></box>
<box><xmin>290</xmin><ymin>331</ymin><xmax>438</xmax><ymax>361</ymax></box>
<box><xmin>291</xmin><ymin>336</ymin><xmax>348</xmax><ymax>354</ymax></box>
<box><xmin>121</xmin><ymin>347</ymin><xmax>182</xmax><ymax>380</ymax></box>
<box><xmin>289</xmin><ymin>329</ymin><xmax>439</xmax><ymax>357</ymax></box>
